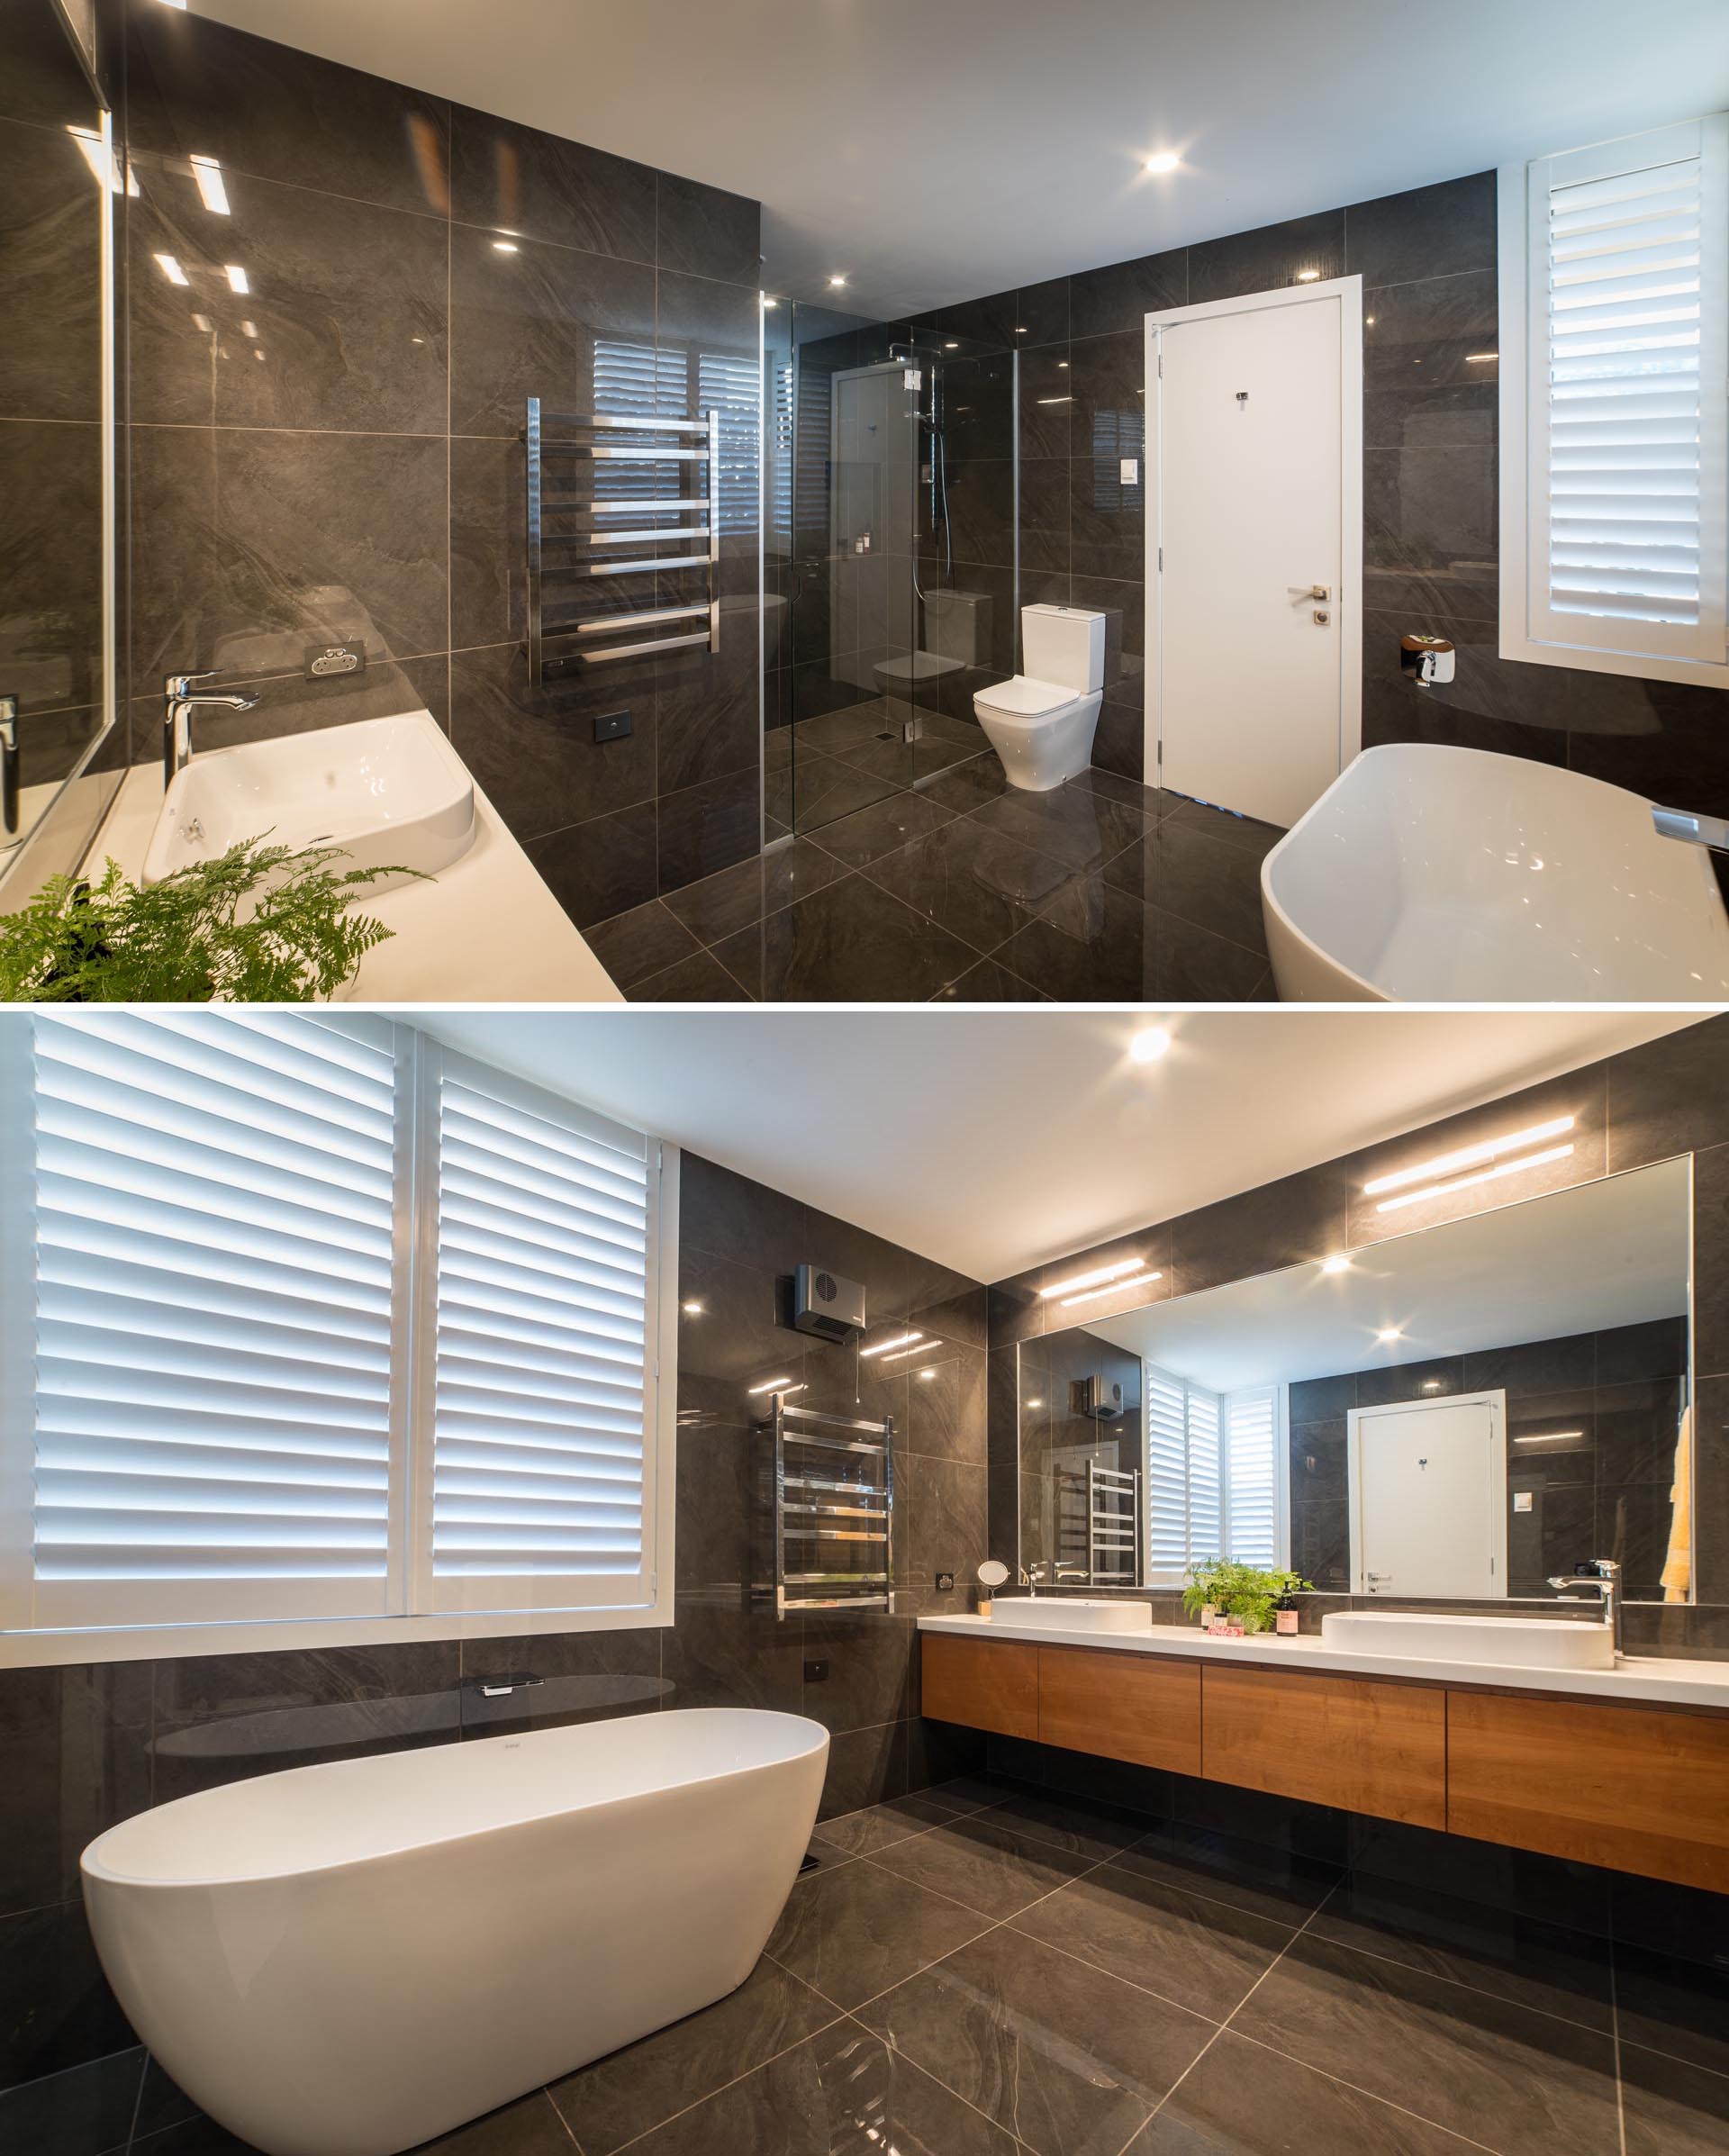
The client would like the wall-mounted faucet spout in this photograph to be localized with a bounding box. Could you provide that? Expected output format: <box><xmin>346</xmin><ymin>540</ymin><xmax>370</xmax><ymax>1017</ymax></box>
<box><xmin>1652</xmin><ymin>805</ymin><xmax>1729</xmax><ymax>856</ymax></box>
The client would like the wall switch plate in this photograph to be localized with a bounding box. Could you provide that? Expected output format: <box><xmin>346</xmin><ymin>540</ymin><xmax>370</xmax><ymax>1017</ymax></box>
<box><xmin>305</xmin><ymin>641</ymin><xmax>364</xmax><ymax>679</ymax></box>
<box><xmin>593</xmin><ymin>709</ymin><xmax>632</xmax><ymax>743</ymax></box>
<box><xmin>935</xmin><ymin>1572</ymin><xmax>955</xmax><ymax>1592</ymax></box>
<box><xmin>1513</xmin><ymin>1491</ymin><xmax>1534</xmax><ymax>1513</ymax></box>
<box><xmin>803</xmin><ymin>1658</ymin><xmax>828</xmax><ymax>1683</ymax></box>
<box><xmin>1119</xmin><ymin>458</ymin><xmax>1139</xmax><ymax>486</ymax></box>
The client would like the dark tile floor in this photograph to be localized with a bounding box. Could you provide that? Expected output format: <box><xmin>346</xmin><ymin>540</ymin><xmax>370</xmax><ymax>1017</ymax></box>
<box><xmin>122</xmin><ymin>1776</ymin><xmax>1729</xmax><ymax>2156</ymax></box>
<box><xmin>588</xmin><ymin>744</ymin><xmax>1284</xmax><ymax>1002</ymax></box>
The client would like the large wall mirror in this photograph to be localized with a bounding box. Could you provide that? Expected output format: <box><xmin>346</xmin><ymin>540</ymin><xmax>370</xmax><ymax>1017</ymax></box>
<box><xmin>0</xmin><ymin>0</ymin><xmax>117</xmax><ymax>874</ymax></box>
<box><xmin>1014</xmin><ymin>1157</ymin><xmax>1693</xmax><ymax>1606</ymax></box>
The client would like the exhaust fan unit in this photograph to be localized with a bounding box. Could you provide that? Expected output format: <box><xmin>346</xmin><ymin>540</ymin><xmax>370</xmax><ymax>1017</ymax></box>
<box><xmin>793</xmin><ymin>1264</ymin><xmax>866</xmax><ymax>1341</ymax></box>
<box><xmin>1071</xmin><ymin>1376</ymin><xmax>1125</xmax><ymax>1421</ymax></box>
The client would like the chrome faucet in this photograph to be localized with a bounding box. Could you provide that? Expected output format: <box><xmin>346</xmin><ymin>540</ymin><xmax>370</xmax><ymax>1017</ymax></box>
<box><xmin>164</xmin><ymin>671</ymin><xmax>258</xmax><ymax>784</ymax></box>
<box><xmin>1019</xmin><ymin>1562</ymin><xmax>1047</xmax><ymax>1597</ymax></box>
<box><xmin>1548</xmin><ymin>1557</ymin><xmax>1623</xmax><ymax>1659</ymax></box>
<box><xmin>1652</xmin><ymin>805</ymin><xmax>1729</xmax><ymax>856</ymax></box>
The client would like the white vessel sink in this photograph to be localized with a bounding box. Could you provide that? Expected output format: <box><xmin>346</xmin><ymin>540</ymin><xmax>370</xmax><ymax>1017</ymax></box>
<box><xmin>1262</xmin><ymin>742</ymin><xmax>1729</xmax><ymax>1001</ymax></box>
<box><xmin>1321</xmin><ymin>1609</ymin><xmax>1615</xmax><ymax>1671</ymax></box>
<box><xmin>143</xmin><ymin>711</ymin><xmax>475</xmax><ymax>895</ymax></box>
<box><xmin>991</xmin><ymin>1598</ymin><xmax>1153</xmax><ymax>1635</ymax></box>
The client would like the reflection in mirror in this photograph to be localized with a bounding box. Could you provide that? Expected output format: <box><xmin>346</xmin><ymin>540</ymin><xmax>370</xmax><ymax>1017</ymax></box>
<box><xmin>1017</xmin><ymin>1159</ymin><xmax>1692</xmax><ymax>1607</ymax></box>
<box><xmin>0</xmin><ymin>0</ymin><xmax>116</xmax><ymax>869</ymax></box>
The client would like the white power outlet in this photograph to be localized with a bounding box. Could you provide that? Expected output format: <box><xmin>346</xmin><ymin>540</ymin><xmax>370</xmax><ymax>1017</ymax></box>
<box><xmin>1119</xmin><ymin>457</ymin><xmax>1139</xmax><ymax>486</ymax></box>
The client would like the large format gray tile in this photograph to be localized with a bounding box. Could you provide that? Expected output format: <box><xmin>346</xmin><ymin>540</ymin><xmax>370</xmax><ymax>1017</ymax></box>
<box><xmin>809</xmin><ymin>1795</ymin><xmax>963</xmax><ymax>1859</ymax></box>
<box><xmin>1012</xmin><ymin>1863</ymin><xmax>1298</xmax><ymax>2023</ymax></box>
<box><xmin>548</xmin><ymin>1956</ymin><xmax>837</xmax><ymax>2156</ymax></box>
<box><xmin>864</xmin><ymin>815</ymin><xmax>1081</xmax><ymax>957</ymax></box>
<box><xmin>1247</xmin><ymin>1933</ymin><xmax>1621</xmax><ymax>2156</ymax></box>
<box><xmin>1127</xmin><ymin>2027</ymin><xmax>1485</xmax><ymax>2155</ymax></box>
<box><xmin>868</xmin><ymin>1813</ymin><xmax>1096</xmax><ymax>1922</ymax></box>
<box><xmin>1619</xmin><ymin>2043</ymin><xmax>1729</xmax><ymax>2156</ymax></box>
<box><xmin>1112</xmin><ymin>1825</ymin><xmax>1340</xmax><ymax>1926</ymax></box>
<box><xmin>711</xmin><ymin>874</ymin><xmax>980</xmax><ymax>1001</ymax></box>
<box><xmin>1308</xmin><ymin>1876</ymin><xmax>1613</xmax><ymax>2033</ymax></box>
<box><xmin>621</xmin><ymin>2016</ymin><xmax>1021</xmax><ymax>2156</ymax></box>
<box><xmin>449</xmin><ymin>104</ymin><xmax>656</xmax><ymax>263</ymax></box>
<box><xmin>0</xmin><ymin>121</ymin><xmax>102</xmax><ymax>426</ymax></box>
<box><xmin>861</xmin><ymin>1928</ymin><xmax>1213</xmax><ymax>2156</ymax></box>
<box><xmin>1613</xmin><ymin>1943</ymin><xmax>1729</xmax><ymax>2079</ymax></box>
<box><xmin>765</xmin><ymin>1855</ymin><xmax>993</xmax><ymax>2011</ymax></box>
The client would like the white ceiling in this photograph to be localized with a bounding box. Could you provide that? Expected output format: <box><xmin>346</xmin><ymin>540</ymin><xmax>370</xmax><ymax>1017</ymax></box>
<box><xmin>193</xmin><ymin>0</ymin><xmax>1729</xmax><ymax>318</ymax></box>
<box><xmin>1091</xmin><ymin>1156</ymin><xmax>1690</xmax><ymax>1392</ymax></box>
<box><xmin>413</xmin><ymin>1010</ymin><xmax>1705</xmax><ymax>1282</ymax></box>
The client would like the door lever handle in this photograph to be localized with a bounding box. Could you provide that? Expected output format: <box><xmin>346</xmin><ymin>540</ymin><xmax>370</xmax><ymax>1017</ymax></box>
<box><xmin>1289</xmin><ymin>584</ymin><xmax>1331</xmax><ymax>602</ymax></box>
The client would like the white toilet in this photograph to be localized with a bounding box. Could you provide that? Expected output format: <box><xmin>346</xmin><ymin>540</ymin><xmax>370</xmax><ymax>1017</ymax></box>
<box><xmin>973</xmin><ymin>605</ymin><xmax>1107</xmax><ymax>791</ymax></box>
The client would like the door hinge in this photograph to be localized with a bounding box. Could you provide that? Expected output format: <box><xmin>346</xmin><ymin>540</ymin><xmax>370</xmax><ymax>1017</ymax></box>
<box><xmin>1156</xmin><ymin>352</ymin><xmax>1163</xmax><ymax>378</ymax></box>
<box><xmin>1157</xmin><ymin>547</ymin><xmax>1163</xmax><ymax>572</ymax></box>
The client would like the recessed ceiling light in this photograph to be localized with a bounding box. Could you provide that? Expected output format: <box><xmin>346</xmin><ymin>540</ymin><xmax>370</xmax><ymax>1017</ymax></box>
<box><xmin>224</xmin><ymin>263</ymin><xmax>249</xmax><ymax>293</ymax></box>
<box><xmin>682</xmin><ymin>1300</ymin><xmax>703</xmax><ymax>1316</ymax></box>
<box><xmin>828</xmin><ymin>274</ymin><xmax>847</xmax><ymax>287</ymax></box>
<box><xmin>1026</xmin><ymin>1397</ymin><xmax>1044</xmax><ymax>1409</ymax></box>
<box><xmin>944</xmin><ymin>340</ymin><xmax>959</xmax><ymax>349</ymax></box>
<box><xmin>747</xmin><ymin>1375</ymin><xmax>803</xmax><ymax>1395</ymax></box>
<box><xmin>1376</xmin><ymin>1327</ymin><xmax>1402</xmax><ymax>1343</ymax></box>
<box><xmin>493</xmin><ymin>240</ymin><xmax>519</xmax><ymax>254</ymax></box>
<box><xmin>1296</xmin><ymin>269</ymin><xmax>1321</xmax><ymax>283</ymax></box>
<box><xmin>1129</xmin><ymin>1027</ymin><xmax>1171</xmax><ymax>1064</ymax></box>
<box><xmin>1321</xmin><ymin>1255</ymin><xmax>1351</xmax><ymax>1275</ymax></box>
<box><xmin>918</xmin><ymin>1368</ymin><xmax>937</xmax><ymax>1381</ymax></box>
<box><xmin>1041</xmin><ymin>1258</ymin><xmax>1143</xmax><ymax>1300</ymax></box>
<box><xmin>1144</xmin><ymin>151</ymin><xmax>1181</xmax><ymax>175</ymax></box>
<box><xmin>762</xmin><ymin>297</ymin><xmax>778</xmax><ymax>309</ymax></box>
<box><xmin>1465</xmin><ymin>352</ymin><xmax>1498</xmax><ymax>363</ymax></box>
<box><xmin>153</xmin><ymin>253</ymin><xmax>188</xmax><ymax>285</ymax></box>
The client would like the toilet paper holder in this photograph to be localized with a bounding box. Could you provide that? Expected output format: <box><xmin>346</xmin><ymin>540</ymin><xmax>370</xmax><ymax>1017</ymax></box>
<box><xmin>1401</xmin><ymin>632</ymin><xmax>1455</xmax><ymax>686</ymax></box>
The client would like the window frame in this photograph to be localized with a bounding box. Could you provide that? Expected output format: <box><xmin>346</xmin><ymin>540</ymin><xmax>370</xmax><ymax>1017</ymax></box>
<box><xmin>1498</xmin><ymin>113</ymin><xmax>1729</xmax><ymax>690</ymax></box>
<box><xmin>0</xmin><ymin>1014</ymin><xmax>680</xmax><ymax>1669</ymax></box>
<box><xmin>1142</xmin><ymin>1359</ymin><xmax>1290</xmax><ymax>1586</ymax></box>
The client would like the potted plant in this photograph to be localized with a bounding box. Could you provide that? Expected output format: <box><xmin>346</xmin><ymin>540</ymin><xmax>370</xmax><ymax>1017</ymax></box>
<box><xmin>0</xmin><ymin>838</ymin><xmax>413</xmax><ymax>1003</ymax></box>
<box><xmin>1183</xmin><ymin>1560</ymin><xmax>1314</xmax><ymax>1637</ymax></box>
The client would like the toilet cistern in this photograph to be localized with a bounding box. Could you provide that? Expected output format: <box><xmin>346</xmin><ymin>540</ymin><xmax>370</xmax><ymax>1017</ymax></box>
<box><xmin>973</xmin><ymin>604</ymin><xmax>1108</xmax><ymax>791</ymax></box>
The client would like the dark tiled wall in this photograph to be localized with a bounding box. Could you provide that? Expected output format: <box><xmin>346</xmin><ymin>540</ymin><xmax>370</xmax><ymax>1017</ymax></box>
<box><xmin>926</xmin><ymin>173</ymin><xmax>1729</xmax><ymax>813</ymax></box>
<box><xmin>989</xmin><ymin>1013</ymin><xmax>1729</xmax><ymax>1638</ymax></box>
<box><xmin>1290</xmin><ymin>1318</ymin><xmax>1689</xmax><ymax>1596</ymax></box>
<box><xmin>1015</xmin><ymin>1326</ymin><xmax>1141</xmax><ymax>1576</ymax></box>
<box><xmin>118</xmin><ymin>2</ymin><xmax>763</xmax><ymax>929</ymax></box>
<box><xmin>0</xmin><ymin>1149</ymin><xmax>987</xmax><ymax>2156</ymax></box>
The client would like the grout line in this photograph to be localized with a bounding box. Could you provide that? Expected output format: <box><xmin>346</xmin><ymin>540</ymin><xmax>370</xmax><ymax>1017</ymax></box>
<box><xmin>1136</xmin><ymin>1876</ymin><xmax>1338</xmax><ymax>2134</ymax></box>
<box><xmin>836</xmin><ymin>2007</ymin><xmax>1050</xmax><ymax>2153</ymax></box>
<box><xmin>1220</xmin><ymin>2025</ymin><xmax>1506</xmax><ymax>2156</ymax></box>
<box><xmin>1610</xmin><ymin>1948</ymin><xmax>1630</xmax><ymax>2156</ymax></box>
<box><xmin>588</xmin><ymin>1997</ymin><xmax>850</xmax><ymax>2156</ymax></box>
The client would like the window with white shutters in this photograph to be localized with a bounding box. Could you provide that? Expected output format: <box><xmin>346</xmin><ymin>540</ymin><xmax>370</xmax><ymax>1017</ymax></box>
<box><xmin>1501</xmin><ymin>114</ymin><xmax>1728</xmax><ymax>685</ymax></box>
<box><xmin>1145</xmin><ymin>1363</ymin><xmax>1190</xmax><ymax>1577</ymax></box>
<box><xmin>417</xmin><ymin>1051</ymin><xmax>658</xmax><ymax>1615</ymax></box>
<box><xmin>0</xmin><ymin>1013</ymin><xmax>674</xmax><ymax>1661</ymax></box>
<box><xmin>1225</xmin><ymin>1387</ymin><xmax>1279</xmax><ymax>1570</ymax></box>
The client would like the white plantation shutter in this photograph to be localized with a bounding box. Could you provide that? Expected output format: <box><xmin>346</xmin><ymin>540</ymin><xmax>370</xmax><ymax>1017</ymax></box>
<box><xmin>417</xmin><ymin>1048</ymin><xmax>661</xmax><ymax>1615</ymax></box>
<box><xmin>697</xmin><ymin>350</ymin><xmax>761</xmax><ymax>536</ymax></box>
<box><xmin>1145</xmin><ymin>1363</ymin><xmax>1189</xmax><ymax>1576</ymax></box>
<box><xmin>0</xmin><ymin>1015</ymin><xmax>672</xmax><ymax>1657</ymax></box>
<box><xmin>8</xmin><ymin>1011</ymin><xmax>403</xmax><ymax>1632</ymax></box>
<box><xmin>1511</xmin><ymin>114</ymin><xmax>1728</xmax><ymax>675</ymax></box>
<box><xmin>1186</xmin><ymin>1388</ymin><xmax>1222</xmax><ymax>1563</ymax></box>
<box><xmin>1225</xmin><ymin>1387</ymin><xmax>1278</xmax><ymax>1569</ymax></box>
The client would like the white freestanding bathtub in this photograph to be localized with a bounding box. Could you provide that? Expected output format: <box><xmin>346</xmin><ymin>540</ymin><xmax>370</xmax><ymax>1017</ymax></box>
<box><xmin>82</xmin><ymin>1708</ymin><xmax>828</xmax><ymax>2156</ymax></box>
<box><xmin>1261</xmin><ymin>742</ymin><xmax>1729</xmax><ymax>1001</ymax></box>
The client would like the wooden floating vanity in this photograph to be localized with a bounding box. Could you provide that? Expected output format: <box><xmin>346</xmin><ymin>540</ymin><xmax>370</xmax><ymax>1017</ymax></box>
<box><xmin>919</xmin><ymin>1626</ymin><xmax>1729</xmax><ymax>1892</ymax></box>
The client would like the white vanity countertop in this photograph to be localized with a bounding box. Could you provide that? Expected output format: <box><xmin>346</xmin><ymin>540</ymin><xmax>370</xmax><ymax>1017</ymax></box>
<box><xmin>915</xmin><ymin>1612</ymin><xmax>1729</xmax><ymax>1711</ymax></box>
<box><xmin>89</xmin><ymin>760</ymin><xmax>622</xmax><ymax>1003</ymax></box>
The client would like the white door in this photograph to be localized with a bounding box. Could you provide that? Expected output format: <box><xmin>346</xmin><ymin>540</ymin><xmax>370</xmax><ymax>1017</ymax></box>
<box><xmin>1348</xmin><ymin>1392</ymin><xmax>1506</xmax><ymax>1599</ymax></box>
<box><xmin>1148</xmin><ymin>281</ymin><xmax>1362</xmax><ymax>829</ymax></box>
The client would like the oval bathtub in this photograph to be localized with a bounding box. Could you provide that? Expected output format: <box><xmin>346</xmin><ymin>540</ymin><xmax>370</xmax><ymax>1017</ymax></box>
<box><xmin>82</xmin><ymin>1707</ymin><xmax>828</xmax><ymax>2156</ymax></box>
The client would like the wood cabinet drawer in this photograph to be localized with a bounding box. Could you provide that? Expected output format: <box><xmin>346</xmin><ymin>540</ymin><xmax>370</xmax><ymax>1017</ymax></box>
<box><xmin>1447</xmin><ymin>1691</ymin><xmax>1729</xmax><ymax>1894</ymax></box>
<box><xmin>1038</xmin><ymin>1645</ymin><xmax>1201</xmax><ymax>1774</ymax></box>
<box><xmin>919</xmin><ymin>1634</ymin><xmax>1039</xmax><ymax>1740</ymax></box>
<box><xmin>1202</xmin><ymin>1664</ymin><xmax>1446</xmax><ymax>1828</ymax></box>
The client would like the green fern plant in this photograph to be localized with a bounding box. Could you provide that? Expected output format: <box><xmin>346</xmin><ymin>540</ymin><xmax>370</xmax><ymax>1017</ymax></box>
<box><xmin>0</xmin><ymin>838</ymin><xmax>417</xmax><ymax>1003</ymax></box>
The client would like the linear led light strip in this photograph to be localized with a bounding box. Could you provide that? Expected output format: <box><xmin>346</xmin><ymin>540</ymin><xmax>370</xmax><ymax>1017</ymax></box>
<box><xmin>1364</xmin><ymin>1116</ymin><xmax>1577</xmax><ymax>1215</ymax></box>
<box><xmin>860</xmin><ymin>1330</ymin><xmax>922</xmax><ymax>1359</ymax></box>
<box><xmin>875</xmin><ymin>1339</ymin><xmax>937</xmax><ymax>1364</ymax></box>
<box><xmin>1512</xmin><ymin>1431</ymin><xmax>1587</xmax><ymax>1449</ymax></box>
<box><xmin>1039</xmin><ymin>1258</ymin><xmax>1142</xmax><ymax>1300</ymax></box>
<box><xmin>1059</xmin><ymin>1269</ymin><xmax>1162</xmax><ymax>1308</ymax></box>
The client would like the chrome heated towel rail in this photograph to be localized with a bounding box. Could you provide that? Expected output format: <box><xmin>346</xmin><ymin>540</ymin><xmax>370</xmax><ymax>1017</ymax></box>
<box><xmin>761</xmin><ymin>1396</ymin><xmax>894</xmax><ymax>1617</ymax></box>
<box><xmin>522</xmin><ymin>397</ymin><xmax>721</xmax><ymax>683</ymax></box>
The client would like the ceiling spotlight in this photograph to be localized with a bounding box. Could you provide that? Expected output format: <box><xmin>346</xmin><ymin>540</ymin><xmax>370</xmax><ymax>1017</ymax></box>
<box><xmin>1376</xmin><ymin>1327</ymin><xmax>1403</xmax><ymax>1344</ymax></box>
<box><xmin>1321</xmin><ymin>1255</ymin><xmax>1351</xmax><ymax>1275</ymax></box>
<box><xmin>681</xmin><ymin>1300</ymin><xmax>704</xmax><ymax>1316</ymax></box>
<box><xmin>944</xmin><ymin>340</ymin><xmax>959</xmax><ymax>349</ymax></box>
<box><xmin>1296</xmin><ymin>269</ymin><xmax>1321</xmax><ymax>283</ymax></box>
<box><xmin>492</xmin><ymin>240</ymin><xmax>519</xmax><ymax>253</ymax></box>
<box><xmin>1129</xmin><ymin>1027</ymin><xmax>1171</xmax><ymax>1064</ymax></box>
<box><xmin>763</xmin><ymin>297</ymin><xmax>778</xmax><ymax>309</ymax></box>
<box><xmin>1144</xmin><ymin>151</ymin><xmax>1181</xmax><ymax>175</ymax></box>
<box><xmin>828</xmin><ymin>274</ymin><xmax>848</xmax><ymax>287</ymax></box>
<box><xmin>918</xmin><ymin>1369</ymin><xmax>937</xmax><ymax>1382</ymax></box>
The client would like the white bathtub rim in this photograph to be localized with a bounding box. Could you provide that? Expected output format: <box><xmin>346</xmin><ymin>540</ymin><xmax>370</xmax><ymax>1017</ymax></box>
<box><xmin>82</xmin><ymin>1706</ymin><xmax>830</xmax><ymax>1892</ymax></box>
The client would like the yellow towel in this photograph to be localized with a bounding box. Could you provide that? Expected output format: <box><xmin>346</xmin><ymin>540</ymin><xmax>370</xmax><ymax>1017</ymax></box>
<box><xmin>1661</xmin><ymin>1402</ymin><xmax>1691</xmax><ymax>1603</ymax></box>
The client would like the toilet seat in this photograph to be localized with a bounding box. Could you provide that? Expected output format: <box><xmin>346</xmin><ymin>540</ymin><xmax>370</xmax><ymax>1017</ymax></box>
<box><xmin>973</xmin><ymin>674</ymin><xmax>1079</xmax><ymax>720</ymax></box>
